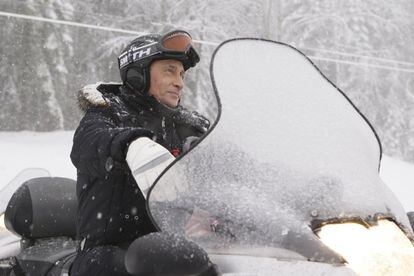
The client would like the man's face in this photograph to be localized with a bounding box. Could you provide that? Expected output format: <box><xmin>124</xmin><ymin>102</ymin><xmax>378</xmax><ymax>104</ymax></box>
<box><xmin>148</xmin><ymin>59</ymin><xmax>185</xmax><ymax>108</ymax></box>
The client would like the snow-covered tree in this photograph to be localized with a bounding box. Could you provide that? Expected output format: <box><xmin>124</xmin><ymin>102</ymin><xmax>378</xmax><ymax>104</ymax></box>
<box><xmin>0</xmin><ymin>0</ymin><xmax>413</xmax><ymax>162</ymax></box>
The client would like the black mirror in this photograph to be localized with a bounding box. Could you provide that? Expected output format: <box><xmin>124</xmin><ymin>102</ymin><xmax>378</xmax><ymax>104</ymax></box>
<box><xmin>125</xmin><ymin>232</ymin><xmax>219</xmax><ymax>276</ymax></box>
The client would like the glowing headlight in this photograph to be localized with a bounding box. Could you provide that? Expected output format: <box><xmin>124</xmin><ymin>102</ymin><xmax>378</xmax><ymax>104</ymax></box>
<box><xmin>317</xmin><ymin>219</ymin><xmax>414</xmax><ymax>276</ymax></box>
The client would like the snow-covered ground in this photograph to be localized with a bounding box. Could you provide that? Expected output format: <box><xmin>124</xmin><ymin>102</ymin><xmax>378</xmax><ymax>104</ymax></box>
<box><xmin>0</xmin><ymin>131</ymin><xmax>413</xmax><ymax>211</ymax></box>
<box><xmin>0</xmin><ymin>131</ymin><xmax>76</xmax><ymax>184</ymax></box>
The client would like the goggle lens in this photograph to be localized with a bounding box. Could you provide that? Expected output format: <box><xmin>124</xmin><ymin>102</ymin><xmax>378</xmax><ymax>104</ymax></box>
<box><xmin>162</xmin><ymin>31</ymin><xmax>193</xmax><ymax>52</ymax></box>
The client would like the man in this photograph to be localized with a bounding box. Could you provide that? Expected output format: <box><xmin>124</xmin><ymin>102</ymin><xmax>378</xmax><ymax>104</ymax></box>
<box><xmin>70</xmin><ymin>30</ymin><xmax>211</xmax><ymax>275</ymax></box>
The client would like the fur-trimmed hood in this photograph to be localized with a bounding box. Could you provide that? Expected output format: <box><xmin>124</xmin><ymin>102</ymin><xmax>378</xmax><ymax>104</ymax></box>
<box><xmin>77</xmin><ymin>82</ymin><xmax>116</xmax><ymax>112</ymax></box>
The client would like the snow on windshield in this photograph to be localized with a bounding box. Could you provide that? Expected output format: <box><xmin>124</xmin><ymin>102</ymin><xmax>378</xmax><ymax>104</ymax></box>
<box><xmin>148</xmin><ymin>39</ymin><xmax>412</xmax><ymax>262</ymax></box>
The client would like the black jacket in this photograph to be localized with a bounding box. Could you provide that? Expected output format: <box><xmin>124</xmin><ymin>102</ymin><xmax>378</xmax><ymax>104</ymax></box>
<box><xmin>70</xmin><ymin>83</ymin><xmax>209</xmax><ymax>247</ymax></box>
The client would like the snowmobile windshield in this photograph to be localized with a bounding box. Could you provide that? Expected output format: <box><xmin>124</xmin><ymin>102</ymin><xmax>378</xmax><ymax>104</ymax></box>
<box><xmin>147</xmin><ymin>39</ymin><xmax>412</xmax><ymax>263</ymax></box>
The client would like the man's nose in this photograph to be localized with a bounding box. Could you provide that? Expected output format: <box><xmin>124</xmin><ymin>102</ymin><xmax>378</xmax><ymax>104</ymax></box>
<box><xmin>173</xmin><ymin>75</ymin><xmax>184</xmax><ymax>90</ymax></box>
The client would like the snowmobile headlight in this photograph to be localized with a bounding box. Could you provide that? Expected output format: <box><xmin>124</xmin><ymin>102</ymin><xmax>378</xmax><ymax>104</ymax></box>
<box><xmin>316</xmin><ymin>219</ymin><xmax>414</xmax><ymax>275</ymax></box>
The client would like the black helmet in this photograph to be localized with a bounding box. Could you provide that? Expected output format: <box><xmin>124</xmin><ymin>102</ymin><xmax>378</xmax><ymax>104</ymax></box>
<box><xmin>118</xmin><ymin>30</ymin><xmax>200</xmax><ymax>94</ymax></box>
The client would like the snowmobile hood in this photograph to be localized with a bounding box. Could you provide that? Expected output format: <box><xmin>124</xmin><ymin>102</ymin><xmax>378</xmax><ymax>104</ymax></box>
<box><xmin>146</xmin><ymin>39</ymin><xmax>412</xmax><ymax>264</ymax></box>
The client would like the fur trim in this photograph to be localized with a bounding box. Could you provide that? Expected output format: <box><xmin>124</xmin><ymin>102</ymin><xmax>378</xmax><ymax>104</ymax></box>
<box><xmin>77</xmin><ymin>82</ymin><xmax>108</xmax><ymax>112</ymax></box>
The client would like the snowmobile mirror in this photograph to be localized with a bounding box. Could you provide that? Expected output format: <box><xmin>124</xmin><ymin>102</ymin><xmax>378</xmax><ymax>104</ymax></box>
<box><xmin>125</xmin><ymin>232</ymin><xmax>218</xmax><ymax>276</ymax></box>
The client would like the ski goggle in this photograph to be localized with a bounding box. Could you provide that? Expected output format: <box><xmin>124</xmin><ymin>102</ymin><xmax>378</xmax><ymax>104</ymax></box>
<box><xmin>118</xmin><ymin>30</ymin><xmax>200</xmax><ymax>70</ymax></box>
<box><xmin>161</xmin><ymin>30</ymin><xmax>193</xmax><ymax>52</ymax></box>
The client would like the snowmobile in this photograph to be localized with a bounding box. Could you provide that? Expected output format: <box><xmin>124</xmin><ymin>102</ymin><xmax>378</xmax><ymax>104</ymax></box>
<box><xmin>1</xmin><ymin>38</ymin><xmax>414</xmax><ymax>275</ymax></box>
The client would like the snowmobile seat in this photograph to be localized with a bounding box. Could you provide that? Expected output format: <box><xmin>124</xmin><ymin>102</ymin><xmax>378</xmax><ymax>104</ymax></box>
<box><xmin>4</xmin><ymin>177</ymin><xmax>78</xmax><ymax>275</ymax></box>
